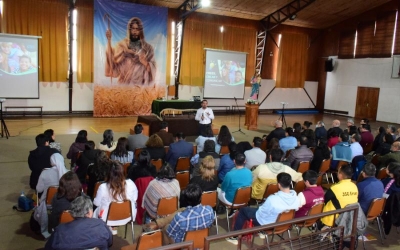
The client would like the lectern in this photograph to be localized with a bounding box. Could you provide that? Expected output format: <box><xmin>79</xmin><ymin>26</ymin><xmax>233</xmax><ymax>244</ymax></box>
<box><xmin>244</xmin><ymin>103</ymin><xmax>259</xmax><ymax>130</ymax></box>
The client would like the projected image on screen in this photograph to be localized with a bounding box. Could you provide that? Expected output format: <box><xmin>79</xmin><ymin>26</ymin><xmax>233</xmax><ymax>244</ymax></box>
<box><xmin>204</xmin><ymin>49</ymin><xmax>247</xmax><ymax>99</ymax></box>
<box><xmin>0</xmin><ymin>34</ymin><xmax>39</xmax><ymax>98</ymax></box>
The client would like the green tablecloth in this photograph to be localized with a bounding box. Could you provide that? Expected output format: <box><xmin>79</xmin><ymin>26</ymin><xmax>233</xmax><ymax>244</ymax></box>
<box><xmin>151</xmin><ymin>100</ymin><xmax>201</xmax><ymax>115</ymax></box>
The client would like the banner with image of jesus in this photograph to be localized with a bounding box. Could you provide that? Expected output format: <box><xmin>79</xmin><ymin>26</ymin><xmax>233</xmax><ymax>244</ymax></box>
<box><xmin>93</xmin><ymin>0</ymin><xmax>167</xmax><ymax>116</ymax></box>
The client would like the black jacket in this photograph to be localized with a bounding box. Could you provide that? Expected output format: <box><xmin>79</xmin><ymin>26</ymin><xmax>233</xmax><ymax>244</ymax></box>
<box><xmin>28</xmin><ymin>146</ymin><xmax>59</xmax><ymax>189</ymax></box>
<box><xmin>266</xmin><ymin>127</ymin><xmax>286</xmax><ymax>142</ymax></box>
<box><xmin>75</xmin><ymin>149</ymin><xmax>101</xmax><ymax>183</ymax></box>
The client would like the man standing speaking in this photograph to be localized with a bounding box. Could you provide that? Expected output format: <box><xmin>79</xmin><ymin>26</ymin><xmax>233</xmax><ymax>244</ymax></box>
<box><xmin>195</xmin><ymin>100</ymin><xmax>214</xmax><ymax>135</ymax></box>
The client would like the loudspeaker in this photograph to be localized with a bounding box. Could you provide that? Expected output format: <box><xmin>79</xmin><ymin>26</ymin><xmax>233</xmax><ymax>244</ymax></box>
<box><xmin>325</xmin><ymin>59</ymin><xmax>334</xmax><ymax>72</ymax></box>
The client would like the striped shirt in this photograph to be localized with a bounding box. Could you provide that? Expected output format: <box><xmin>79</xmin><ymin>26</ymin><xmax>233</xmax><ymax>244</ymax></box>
<box><xmin>142</xmin><ymin>178</ymin><xmax>180</xmax><ymax>218</ymax></box>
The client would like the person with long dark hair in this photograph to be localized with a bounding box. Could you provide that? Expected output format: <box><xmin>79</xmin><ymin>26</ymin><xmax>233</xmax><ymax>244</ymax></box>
<box><xmin>127</xmin><ymin>150</ymin><xmax>157</xmax><ymax>182</ymax></box>
<box><xmin>111</xmin><ymin>137</ymin><xmax>133</xmax><ymax>164</ymax></box>
<box><xmin>44</xmin><ymin>129</ymin><xmax>61</xmax><ymax>153</ymax></box>
<box><xmin>48</xmin><ymin>172</ymin><xmax>82</xmax><ymax>232</ymax></box>
<box><xmin>75</xmin><ymin>141</ymin><xmax>100</xmax><ymax>183</ymax></box>
<box><xmin>375</xmin><ymin>133</ymin><xmax>394</xmax><ymax>156</ymax></box>
<box><xmin>215</xmin><ymin>125</ymin><xmax>234</xmax><ymax>153</ymax></box>
<box><xmin>94</xmin><ymin>161</ymin><xmax>138</xmax><ymax>234</ymax></box>
<box><xmin>382</xmin><ymin>162</ymin><xmax>400</xmax><ymax>197</ymax></box>
<box><xmin>301</xmin><ymin>121</ymin><xmax>316</xmax><ymax>147</ymax></box>
<box><xmin>373</xmin><ymin>126</ymin><xmax>386</xmax><ymax>151</ymax></box>
<box><xmin>292</xmin><ymin>122</ymin><xmax>302</xmax><ymax>140</ymax></box>
<box><xmin>67</xmin><ymin>130</ymin><xmax>88</xmax><ymax>168</ymax></box>
<box><xmin>98</xmin><ymin>129</ymin><xmax>116</xmax><ymax>152</ymax></box>
<box><xmin>86</xmin><ymin>151</ymin><xmax>111</xmax><ymax>199</ymax></box>
<box><xmin>310</xmin><ymin>138</ymin><xmax>331</xmax><ymax>173</ymax></box>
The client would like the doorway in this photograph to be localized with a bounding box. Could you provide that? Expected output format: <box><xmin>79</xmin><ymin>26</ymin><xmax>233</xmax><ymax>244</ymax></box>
<box><xmin>355</xmin><ymin>87</ymin><xmax>379</xmax><ymax>121</ymax></box>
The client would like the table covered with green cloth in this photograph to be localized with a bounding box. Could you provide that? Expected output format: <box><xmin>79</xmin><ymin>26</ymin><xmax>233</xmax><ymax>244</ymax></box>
<box><xmin>151</xmin><ymin>100</ymin><xmax>201</xmax><ymax>115</ymax></box>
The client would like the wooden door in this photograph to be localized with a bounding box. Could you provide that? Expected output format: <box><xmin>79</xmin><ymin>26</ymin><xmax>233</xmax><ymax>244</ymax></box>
<box><xmin>355</xmin><ymin>87</ymin><xmax>379</xmax><ymax>120</ymax></box>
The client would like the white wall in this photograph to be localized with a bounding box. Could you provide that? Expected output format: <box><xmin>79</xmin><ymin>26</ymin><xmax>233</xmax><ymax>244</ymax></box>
<box><xmin>4</xmin><ymin>79</ymin><xmax>318</xmax><ymax>113</ymax></box>
<box><xmin>325</xmin><ymin>57</ymin><xmax>400</xmax><ymax>123</ymax></box>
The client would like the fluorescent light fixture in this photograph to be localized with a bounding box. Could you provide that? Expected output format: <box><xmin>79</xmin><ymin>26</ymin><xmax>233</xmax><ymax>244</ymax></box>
<box><xmin>220</xmin><ymin>26</ymin><xmax>224</xmax><ymax>33</ymax></box>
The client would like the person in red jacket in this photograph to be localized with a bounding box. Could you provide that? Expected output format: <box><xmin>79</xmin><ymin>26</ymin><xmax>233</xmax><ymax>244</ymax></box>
<box><xmin>295</xmin><ymin>170</ymin><xmax>324</xmax><ymax>218</ymax></box>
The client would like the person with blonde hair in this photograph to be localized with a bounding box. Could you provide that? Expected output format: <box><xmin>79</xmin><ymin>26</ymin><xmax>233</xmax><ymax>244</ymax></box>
<box><xmin>190</xmin><ymin>155</ymin><xmax>219</xmax><ymax>192</ymax></box>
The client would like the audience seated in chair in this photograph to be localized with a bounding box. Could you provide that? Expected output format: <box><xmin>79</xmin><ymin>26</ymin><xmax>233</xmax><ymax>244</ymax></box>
<box><xmin>215</xmin><ymin>125</ymin><xmax>235</xmax><ymax>154</ymax></box>
<box><xmin>111</xmin><ymin>137</ymin><xmax>134</xmax><ymax>164</ymax></box>
<box><xmin>35</xmin><ymin>153</ymin><xmax>69</xmax><ymax>239</ymax></box>
<box><xmin>144</xmin><ymin>134</ymin><xmax>166</xmax><ymax>161</ymax></box>
<box><xmin>309</xmin><ymin>138</ymin><xmax>331</xmax><ymax>172</ymax></box>
<box><xmin>295</xmin><ymin>170</ymin><xmax>324</xmax><ymax>218</ymax></box>
<box><xmin>244</xmin><ymin>137</ymin><xmax>266</xmax><ymax>169</ymax></box>
<box><xmin>218</xmin><ymin>153</ymin><xmax>252</xmax><ymax>206</ymax></box>
<box><xmin>373</xmin><ymin>126</ymin><xmax>386</xmax><ymax>152</ymax></box>
<box><xmin>252</xmin><ymin>149</ymin><xmax>302</xmax><ymax>200</ymax></box>
<box><xmin>217</xmin><ymin>142</ymin><xmax>237</xmax><ymax>183</ymax></box>
<box><xmin>279</xmin><ymin>127</ymin><xmax>297</xmax><ymax>155</ymax></box>
<box><xmin>143</xmin><ymin>164</ymin><xmax>180</xmax><ymax>219</ymax></box>
<box><xmin>48</xmin><ymin>172</ymin><xmax>82</xmax><ymax>233</ymax></box>
<box><xmin>155</xmin><ymin>121</ymin><xmax>174</xmax><ymax>146</ymax></box>
<box><xmin>66</xmin><ymin>130</ymin><xmax>88</xmax><ymax>169</ymax></box>
<box><xmin>375</xmin><ymin>133</ymin><xmax>394</xmax><ymax>156</ymax></box>
<box><xmin>28</xmin><ymin>133</ymin><xmax>60</xmax><ymax>190</ymax></box>
<box><xmin>195</xmin><ymin>126</ymin><xmax>217</xmax><ymax>153</ymax></box>
<box><xmin>86</xmin><ymin>151</ymin><xmax>111</xmax><ymax>199</ymax></box>
<box><xmin>266</xmin><ymin>120</ymin><xmax>286</xmax><ymax>142</ymax></box>
<box><xmin>321</xmin><ymin>164</ymin><xmax>358</xmax><ymax>227</ymax></box>
<box><xmin>286</xmin><ymin>136</ymin><xmax>313</xmax><ymax>170</ymax></box>
<box><xmin>327</xmin><ymin>119</ymin><xmax>343</xmax><ymax>140</ymax></box>
<box><xmin>128</xmin><ymin>123</ymin><xmax>149</xmax><ymax>151</ymax></box>
<box><xmin>192</xmin><ymin>140</ymin><xmax>220</xmax><ymax>177</ymax></box>
<box><xmin>359</xmin><ymin>124</ymin><xmax>374</xmax><ymax>148</ymax></box>
<box><xmin>331</xmin><ymin>133</ymin><xmax>352</xmax><ymax>169</ymax></box>
<box><xmin>378</xmin><ymin>141</ymin><xmax>400</xmax><ymax>169</ymax></box>
<box><xmin>44</xmin><ymin>129</ymin><xmax>62</xmax><ymax>153</ymax></box>
<box><xmin>226</xmin><ymin>173</ymin><xmax>300</xmax><ymax>245</ymax></box>
<box><xmin>301</xmin><ymin>121</ymin><xmax>316</xmax><ymax>148</ymax></box>
<box><xmin>166</xmin><ymin>132</ymin><xmax>193</xmax><ymax>170</ymax></box>
<box><xmin>45</xmin><ymin>195</ymin><xmax>112</xmax><ymax>250</ymax></box>
<box><xmin>127</xmin><ymin>150</ymin><xmax>157</xmax><ymax>183</ymax></box>
<box><xmin>93</xmin><ymin>161</ymin><xmax>138</xmax><ymax>233</ymax></box>
<box><xmin>190</xmin><ymin>156</ymin><xmax>219</xmax><ymax>193</ymax></box>
<box><xmin>315</xmin><ymin>121</ymin><xmax>327</xmax><ymax>143</ymax></box>
<box><xmin>98</xmin><ymin>129</ymin><xmax>117</xmax><ymax>152</ymax></box>
<box><xmin>382</xmin><ymin>162</ymin><xmax>400</xmax><ymax>198</ymax></box>
<box><xmin>265</xmin><ymin>138</ymin><xmax>280</xmax><ymax>163</ymax></box>
<box><xmin>357</xmin><ymin>163</ymin><xmax>384</xmax><ymax>215</ymax></box>
<box><xmin>75</xmin><ymin>140</ymin><xmax>100</xmax><ymax>183</ymax></box>
<box><xmin>350</xmin><ymin>133</ymin><xmax>363</xmax><ymax>159</ymax></box>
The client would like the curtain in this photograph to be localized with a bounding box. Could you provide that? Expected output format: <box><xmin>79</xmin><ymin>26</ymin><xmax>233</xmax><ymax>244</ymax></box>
<box><xmin>76</xmin><ymin>2</ymin><xmax>93</xmax><ymax>83</ymax></box>
<box><xmin>355</xmin><ymin>20</ymin><xmax>375</xmax><ymax>58</ymax></box>
<box><xmin>2</xmin><ymin>0</ymin><xmax>69</xmax><ymax>82</ymax></box>
<box><xmin>275</xmin><ymin>32</ymin><xmax>308</xmax><ymax>88</ymax></box>
<box><xmin>179</xmin><ymin>14</ymin><xmax>257</xmax><ymax>86</ymax></box>
<box><xmin>372</xmin><ymin>10</ymin><xmax>396</xmax><ymax>57</ymax></box>
<box><xmin>338</xmin><ymin>30</ymin><xmax>356</xmax><ymax>59</ymax></box>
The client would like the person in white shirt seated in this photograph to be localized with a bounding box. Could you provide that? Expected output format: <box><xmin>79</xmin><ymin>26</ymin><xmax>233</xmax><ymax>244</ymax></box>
<box><xmin>111</xmin><ymin>137</ymin><xmax>134</xmax><ymax>164</ymax></box>
<box><xmin>244</xmin><ymin>137</ymin><xmax>266</xmax><ymax>169</ymax></box>
<box><xmin>350</xmin><ymin>133</ymin><xmax>363</xmax><ymax>159</ymax></box>
<box><xmin>93</xmin><ymin>160</ymin><xmax>138</xmax><ymax>235</ymax></box>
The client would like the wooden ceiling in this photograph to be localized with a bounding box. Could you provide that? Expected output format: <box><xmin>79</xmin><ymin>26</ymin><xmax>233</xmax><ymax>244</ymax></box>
<box><xmin>131</xmin><ymin>0</ymin><xmax>393</xmax><ymax>29</ymax></box>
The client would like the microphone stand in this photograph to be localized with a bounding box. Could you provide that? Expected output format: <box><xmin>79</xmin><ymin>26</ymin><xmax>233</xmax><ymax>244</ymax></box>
<box><xmin>232</xmin><ymin>97</ymin><xmax>245</xmax><ymax>135</ymax></box>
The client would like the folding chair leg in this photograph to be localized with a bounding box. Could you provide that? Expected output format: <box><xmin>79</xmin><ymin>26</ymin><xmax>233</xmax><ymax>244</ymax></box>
<box><xmin>130</xmin><ymin>221</ymin><xmax>135</xmax><ymax>243</ymax></box>
<box><xmin>226</xmin><ymin>208</ymin><xmax>230</xmax><ymax>232</ymax></box>
<box><xmin>125</xmin><ymin>224</ymin><xmax>127</xmax><ymax>239</ymax></box>
<box><xmin>376</xmin><ymin>217</ymin><xmax>384</xmax><ymax>244</ymax></box>
<box><xmin>288</xmin><ymin>230</ymin><xmax>293</xmax><ymax>250</ymax></box>
<box><xmin>362</xmin><ymin>234</ymin><xmax>366</xmax><ymax>250</ymax></box>
<box><xmin>324</xmin><ymin>173</ymin><xmax>329</xmax><ymax>184</ymax></box>
<box><xmin>214</xmin><ymin>211</ymin><xmax>219</xmax><ymax>234</ymax></box>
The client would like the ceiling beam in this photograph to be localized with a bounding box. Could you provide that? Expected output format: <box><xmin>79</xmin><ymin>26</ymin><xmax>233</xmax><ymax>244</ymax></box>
<box><xmin>261</xmin><ymin>0</ymin><xmax>316</xmax><ymax>31</ymax></box>
<box><xmin>178</xmin><ymin>0</ymin><xmax>204</xmax><ymax>20</ymax></box>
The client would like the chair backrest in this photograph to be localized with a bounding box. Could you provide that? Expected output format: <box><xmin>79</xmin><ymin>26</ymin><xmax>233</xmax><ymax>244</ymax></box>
<box><xmin>136</xmin><ymin>230</ymin><xmax>163</xmax><ymax>250</ymax></box>
<box><xmin>151</xmin><ymin>159</ymin><xmax>163</xmax><ymax>172</ymax></box>
<box><xmin>46</xmin><ymin>186</ymin><xmax>59</xmax><ymax>205</ymax></box>
<box><xmin>93</xmin><ymin>181</ymin><xmax>104</xmax><ymax>199</ymax></box>
<box><xmin>134</xmin><ymin>148</ymin><xmax>143</xmax><ymax>161</ymax></box>
<box><xmin>219</xmin><ymin>145</ymin><xmax>230</xmax><ymax>155</ymax></box>
<box><xmin>201</xmin><ymin>190</ymin><xmax>218</xmax><ymax>209</ymax></box>
<box><xmin>297</xmin><ymin>161</ymin><xmax>310</xmax><ymax>173</ymax></box>
<box><xmin>164</xmin><ymin>146</ymin><xmax>169</xmax><ymax>154</ymax></box>
<box><xmin>123</xmin><ymin>163</ymin><xmax>131</xmax><ymax>177</ymax></box>
<box><xmin>363</xmin><ymin>143</ymin><xmax>373</xmax><ymax>155</ymax></box>
<box><xmin>316</xmin><ymin>174</ymin><xmax>323</xmax><ymax>186</ymax></box>
<box><xmin>294</xmin><ymin>180</ymin><xmax>306</xmax><ymax>194</ymax></box>
<box><xmin>377</xmin><ymin>167</ymin><xmax>388</xmax><ymax>180</ymax></box>
<box><xmin>231</xmin><ymin>186</ymin><xmax>252</xmax><ymax>208</ymax></box>
<box><xmin>285</xmin><ymin>149</ymin><xmax>292</xmax><ymax>159</ymax></box>
<box><xmin>357</xmin><ymin>171</ymin><xmax>365</xmax><ymax>183</ymax></box>
<box><xmin>184</xmin><ymin>227</ymin><xmax>209</xmax><ymax>249</ymax></box>
<box><xmin>157</xmin><ymin>196</ymin><xmax>178</xmax><ymax>217</ymax></box>
<box><xmin>106</xmin><ymin>200</ymin><xmax>133</xmax><ymax>223</ymax></box>
<box><xmin>176</xmin><ymin>171</ymin><xmax>189</xmax><ymax>190</ymax></box>
<box><xmin>367</xmin><ymin>198</ymin><xmax>385</xmax><ymax>220</ymax></box>
<box><xmin>175</xmin><ymin>157</ymin><xmax>190</xmax><ymax>171</ymax></box>
<box><xmin>59</xmin><ymin>210</ymin><xmax>74</xmax><ymax>224</ymax></box>
<box><xmin>104</xmin><ymin>150</ymin><xmax>111</xmax><ymax>158</ymax></box>
<box><xmin>263</xmin><ymin>183</ymin><xmax>279</xmax><ymax>200</ymax></box>
<box><xmin>302</xmin><ymin>203</ymin><xmax>324</xmax><ymax>227</ymax></box>
<box><xmin>371</xmin><ymin>154</ymin><xmax>380</xmax><ymax>166</ymax></box>
<box><xmin>260</xmin><ymin>140</ymin><xmax>268</xmax><ymax>151</ymax></box>
<box><xmin>193</xmin><ymin>145</ymin><xmax>197</xmax><ymax>156</ymax></box>
<box><xmin>318</xmin><ymin>158</ymin><xmax>331</xmax><ymax>173</ymax></box>
<box><xmin>273</xmin><ymin>209</ymin><xmax>295</xmax><ymax>234</ymax></box>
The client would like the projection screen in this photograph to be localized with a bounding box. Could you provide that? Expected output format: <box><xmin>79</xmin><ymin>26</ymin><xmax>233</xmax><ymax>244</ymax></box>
<box><xmin>203</xmin><ymin>48</ymin><xmax>247</xmax><ymax>99</ymax></box>
<box><xmin>0</xmin><ymin>33</ymin><xmax>40</xmax><ymax>98</ymax></box>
